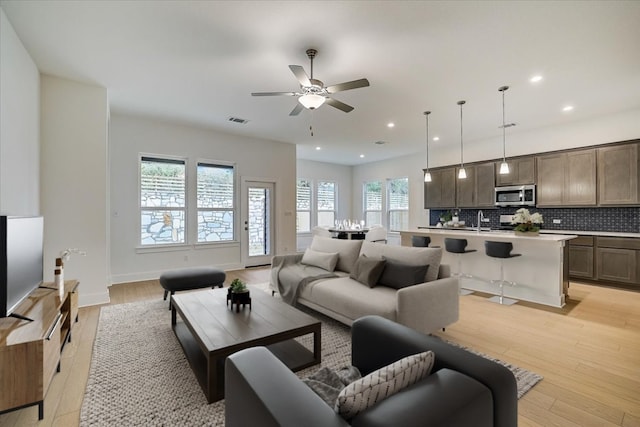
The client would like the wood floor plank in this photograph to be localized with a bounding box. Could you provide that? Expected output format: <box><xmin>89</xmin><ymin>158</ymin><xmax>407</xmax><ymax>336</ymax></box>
<box><xmin>2</xmin><ymin>271</ymin><xmax>639</xmax><ymax>426</ymax></box>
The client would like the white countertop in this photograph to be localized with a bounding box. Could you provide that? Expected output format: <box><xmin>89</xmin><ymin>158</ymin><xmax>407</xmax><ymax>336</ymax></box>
<box><xmin>402</xmin><ymin>228</ymin><xmax>577</xmax><ymax>242</ymax></box>
<box><xmin>539</xmin><ymin>229</ymin><xmax>640</xmax><ymax>238</ymax></box>
<box><xmin>414</xmin><ymin>226</ymin><xmax>640</xmax><ymax>239</ymax></box>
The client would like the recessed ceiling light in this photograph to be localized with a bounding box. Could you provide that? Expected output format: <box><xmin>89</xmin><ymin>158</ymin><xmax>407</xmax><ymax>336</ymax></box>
<box><xmin>359</xmin><ymin>154</ymin><xmax>365</xmax><ymax>158</ymax></box>
<box><xmin>373</xmin><ymin>140</ymin><xmax>388</xmax><ymax>145</ymax></box>
<box><xmin>387</xmin><ymin>122</ymin><xmax>395</xmax><ymax>128</ymax></box>
<box><xmin>530</xmin><ymin>75</ymin><xmax>543</xmax><ymax>83</ymax></box>
<box><xmin>315</xmin><ymin>146</ymin><xmax>321</xmax><ymax>150</ymax></box>
<box><xmin>433</xmin><ymin>136</ymin><xmax>440</xmax><ymax>141</ymax></box>
<box><xmin>562</xmin><ymin>105</ymin><xmax>574</xmax><ymax>112</ymax></box>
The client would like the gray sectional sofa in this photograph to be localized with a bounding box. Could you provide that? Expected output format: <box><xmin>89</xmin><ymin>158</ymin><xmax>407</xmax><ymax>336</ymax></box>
<box><xmin>225</xmin><ymin>315</ymin><xmax>518</xmax><ymax>427</ymax></box>
<box><xmin>270</xmin><ymin>236</ymin><xmax>459</xmax><ymax>335</ymax></box>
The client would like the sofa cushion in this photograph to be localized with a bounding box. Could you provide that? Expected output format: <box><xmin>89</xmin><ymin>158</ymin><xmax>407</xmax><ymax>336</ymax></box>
<box><xmin>359</xmin><ymin>241</ymin><xmax>442</xmax><ymax>282</ymax></box>
<box><xmin>335</xmin><ymin>351</ymin><xmax>435</xmax><ymax>420</ymax></box>
<box><xmin>301</xmin><ymin>248</ymin><xmax>340</xmax><ymax>272</ymax></box>
<box><xmin>299</xmin><ymin>277</ymin><xmax>397</xmax><ymax>322</ymax></box>
<box><xmin>349</xmin><ymin>255</ymin><xmax>386</xmax><ymax>288</ymax></box>
<box><xmin>377</xmin><ymin>258</ymin><xmax>429</xmax><ymax>289</ymax></box>
<box><xmin>311</xmin><ymin>236</ymin><xmax>363</xmax><ymax>274</ymax></box>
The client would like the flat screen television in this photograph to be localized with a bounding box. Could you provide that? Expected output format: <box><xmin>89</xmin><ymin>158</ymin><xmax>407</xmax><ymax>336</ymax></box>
<box><xmin>0</xmin><ymin>216</ymin><xmax>44</xmax><ymax>318</ymax></box>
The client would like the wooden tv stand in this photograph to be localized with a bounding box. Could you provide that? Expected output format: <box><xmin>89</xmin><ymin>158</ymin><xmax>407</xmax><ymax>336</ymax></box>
<box><xmin>0</xmin><ymin>280</ymin><xmax>79</xmax><ymax>420</ymax></box>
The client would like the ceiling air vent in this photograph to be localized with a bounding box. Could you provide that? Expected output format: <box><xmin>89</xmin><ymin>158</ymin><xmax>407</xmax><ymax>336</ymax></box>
<box><xmin>228</xmin><ymin>116</ymin><xmax>249</xmax><ymax>124</ymax></box>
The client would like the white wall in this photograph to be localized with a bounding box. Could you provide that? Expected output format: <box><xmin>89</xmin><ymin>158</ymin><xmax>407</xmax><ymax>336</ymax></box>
<box><xmin>429</xmin><ymin>108</ymin><xmax>640</xmax><ymax>167</ymax></box>
<box><xmin>296</xmin><ymin>159</ymin><xmax>353</xmax><ymax>250</ymax></box>
<box><xmin>0</xmin><ymin>8</ymin><xmax>40</xmax><ymax>215</ymax></box>
<box><xmin>40</xmin><ymin>75</ymin><xmax>110</xmax><ymax>307</ymax></box>
<box><xmin>109</xmin><ymin>113</ymin><xmax>297</xmax><ymax>283</ymax></box>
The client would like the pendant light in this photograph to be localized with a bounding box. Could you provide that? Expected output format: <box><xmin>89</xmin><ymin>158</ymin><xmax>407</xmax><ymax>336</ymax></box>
<box><xmin>457</xmin><ymin>100</ymin><xmax>467</xmax><ymax>179</ymax></box>
<box><xmin>498</xmin><ymin>86</ymin><xmax>510</xmax><ymax>175</ymax></box>
<box><xmin>423</xmin><ymin>111</ymin><xmax>432</xmax><ymax>182</ymax></box>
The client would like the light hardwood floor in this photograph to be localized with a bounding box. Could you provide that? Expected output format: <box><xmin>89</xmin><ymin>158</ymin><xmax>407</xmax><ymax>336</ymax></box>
<box><xmin>1</xmin><ymin>268</ymin><xmax>639</xmax><ymax>426</ymax></box>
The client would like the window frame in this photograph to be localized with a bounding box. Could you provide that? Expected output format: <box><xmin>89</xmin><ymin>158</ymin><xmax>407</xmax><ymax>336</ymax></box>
<box><xmin>316</xmin><ymin>180</ymin><xmax>337</xmax><ymax>228</ymax></box>
<box><xmin>296</xmin><ymin>178</ymin><xmax>312</xmax><ymax>233</ymax></box>
<box><xmin>386</xmin><ymin>177</ymin><xmax>409</xmax><ymax>232</ymax></box>
<box><xmin>362</xmin><ymin>180</ymin><xmax>383</xmax><ymax>227</ymax></box>
<box><xmin>195</xmin><ymin>160</ymin><xmax>237</xmax><ymax>244</ymax></box>
<box><xmin>139</xmin><ymin>154</ymin><xmax>188</xmax><ymax>248</ymax></box>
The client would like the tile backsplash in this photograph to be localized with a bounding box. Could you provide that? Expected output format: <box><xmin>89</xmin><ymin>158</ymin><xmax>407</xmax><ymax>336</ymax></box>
<box><xmin>429</xmin><ymin>207</ymin><xmax>640</xmax><ymax>233</ymax></box>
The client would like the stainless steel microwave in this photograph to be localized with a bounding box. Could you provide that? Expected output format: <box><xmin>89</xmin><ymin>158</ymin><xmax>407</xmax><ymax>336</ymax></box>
<box><xmin>494</xmin><ymin>185</ymin><xmax>536</xmax><ymax>207</ymax></box>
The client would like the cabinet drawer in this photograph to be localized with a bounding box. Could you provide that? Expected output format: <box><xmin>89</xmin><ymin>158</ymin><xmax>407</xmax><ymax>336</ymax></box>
<box><xmin>570</xmin><ymin>236</ymin><xmax>594</xmax><ymax>246</ymax></box>
<box><xmin>43</xmin><ymin>314</ymin><xmax>62</xmax><ymax>395</ymax></box>
<box><xmin>596</xmin><ymin>237</ymin><xmax>640</xmax><ymax>250</ymax></box>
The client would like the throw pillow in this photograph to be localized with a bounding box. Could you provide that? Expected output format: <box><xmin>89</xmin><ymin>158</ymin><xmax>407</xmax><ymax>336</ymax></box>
<box><xmin>349</xmin><ymin>255</ymin><xmax>386</xmax><ymax>288</ymax></box>
<box><xmin>335</xmin><ymin>351</ymin><xmax>435</xmax><ymax>420</ymax></box>
<box><xmin>377</xmin><ymin>257</ymin><xmax>429</xmax><ymax>289</ymax></box>
<box><xmin>301</xmin><ymin>248</ymin><xmax>339</xmax><ymax>272</ymax></box>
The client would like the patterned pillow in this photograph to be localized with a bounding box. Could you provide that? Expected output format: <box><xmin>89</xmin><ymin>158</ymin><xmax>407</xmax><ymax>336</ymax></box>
<box><xmin>335</xmin><ymin>351</ymin><xmax>435</xmax><ymax>420</ymax></box>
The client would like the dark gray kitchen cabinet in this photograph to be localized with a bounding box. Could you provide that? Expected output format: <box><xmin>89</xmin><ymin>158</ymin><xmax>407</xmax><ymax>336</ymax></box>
<box><xmin>537</xmin><ymin>149</ymin><xmax>596</xmax><ymax>207</ymax></box>
<box><xmin>424</xmin><ymin>167</ymin><xmax>456</xmax><ymax>209</ymax></box>
<box><xmin>597</xmin><ymin>142</ymin><xmax>640</xmax><ymax>205</ymax></box>
<box><xmin>495</xmin><ymin>156</ymin><xmax>535</xmax><ymax>186</ymax></box>
<box><xmin>454</xmin><ymin>163</ymin><xmax>495</xmax><ymax>208</ymax></box>
<box><xmin>595</xmin><ymin>237</ymin><xmax>640</xmax><ymax>287</ymax></box>
<box><xmin>568</xmin><ymin>236</ymin><xmax>594</xmax><ymax>279</ymax></box>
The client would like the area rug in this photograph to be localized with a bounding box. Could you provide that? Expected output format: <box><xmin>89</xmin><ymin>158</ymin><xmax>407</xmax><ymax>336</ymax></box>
<box><xmin>80</xmin><ymin>295</ymin><xmax>541</xmax><ymax>426</ymax></box>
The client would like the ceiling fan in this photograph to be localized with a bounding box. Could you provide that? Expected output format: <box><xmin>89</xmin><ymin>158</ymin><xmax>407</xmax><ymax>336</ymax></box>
<box><xmin>251</xmin><ymin>48</ymin><xmax>370</xmax><ymax>116</ymax></box>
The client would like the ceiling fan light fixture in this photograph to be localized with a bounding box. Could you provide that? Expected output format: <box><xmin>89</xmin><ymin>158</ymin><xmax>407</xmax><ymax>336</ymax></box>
<box><xmin>298</xmin><ymin>94</ymin><xmax>326</xmax><ymax>110</ymax></box>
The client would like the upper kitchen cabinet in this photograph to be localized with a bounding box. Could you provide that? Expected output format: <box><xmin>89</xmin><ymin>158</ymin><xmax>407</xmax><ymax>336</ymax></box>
<box><xmin>495</xmin><ymin>156</ymin><xmax>535</xmax><ymax>186</ymax></box>
<box><xmin>536</xmin><ymin>149</ymin><xmax>596</xmax><ymax>207</ymax></box>
<box><xmin>424</xmin><ymin>167</ymin><xmax>456</xmax><ymax>209</ymax></box>
<box><xmin>597</xmin><ymin>142</ymin><xmax>640</xmax><ymax>205</ymax></box>
<box><xmin>455</xmin><ymin>163</ymin><xmax>495</xmax><ymax>208</ymax></box>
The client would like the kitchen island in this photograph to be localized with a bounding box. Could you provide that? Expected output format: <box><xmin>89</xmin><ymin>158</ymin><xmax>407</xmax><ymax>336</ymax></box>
<box><xmin>400</xmin><ymin>229</ymin><xmax>577</xmax><ymax>307</ymax></box>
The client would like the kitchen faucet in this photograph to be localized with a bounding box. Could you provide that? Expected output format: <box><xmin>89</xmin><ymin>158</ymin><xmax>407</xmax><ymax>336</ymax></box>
<box><xmin>477</xmin><ymin>210</ymin><xmax>484</xmax><ymax>233</ymax></box>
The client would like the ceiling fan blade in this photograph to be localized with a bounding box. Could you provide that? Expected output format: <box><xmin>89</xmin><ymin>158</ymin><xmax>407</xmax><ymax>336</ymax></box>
<box><xmin>289</xmin><ymin>65</ymin><xmax>311</xmax><ymax>87</ymax></box>
<box><xmin>251</xmin><ymin>91</ymin><xmax>297</xmax><ymax>96</ymax></box>
<box><xmin>325</xmin><ymin>97</ymin><xmax>354</xmax><ymax>113</ymax></box>
<box><xmin>325</xmin><ymin>78</ymin><xmax>370</xmax><ymax>94</ymax></box>
<box><xmin>289</xmin><ymin>103</ymin><xmax>304</xmax><ymax>116</ymax></box>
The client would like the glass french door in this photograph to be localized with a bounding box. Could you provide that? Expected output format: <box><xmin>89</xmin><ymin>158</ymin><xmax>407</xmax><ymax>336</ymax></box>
<box><xmin>242</xmin><ymin>180</ymin><xmax>275</xmax><ymax>267</ymax></box>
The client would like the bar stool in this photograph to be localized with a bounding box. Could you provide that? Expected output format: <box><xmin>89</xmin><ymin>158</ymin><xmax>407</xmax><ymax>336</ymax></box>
<box><xmin>412</xmin><ymin>236</ymin><xmax>431</xmax><ymax>247</ymax></box>
<box><xmin>444</xmin><ymin>238</ymin><xmax>475</xmax><ymax>295</ymax></box>
<box><xmin>484</xmin><ymin>241</ymin><xmax>521</xmax><ymax>305</ymax></box>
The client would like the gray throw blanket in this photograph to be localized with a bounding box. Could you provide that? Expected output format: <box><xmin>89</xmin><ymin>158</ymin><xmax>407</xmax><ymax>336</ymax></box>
<box><xmin>271</xmin><ymin>254</ymin><xmax>337</xmax><ymax>304</ymax></box>
<box><xmin>303</xmin><ymin>366</ymin><xmax>362</xmax><ymax>408</ymax></box>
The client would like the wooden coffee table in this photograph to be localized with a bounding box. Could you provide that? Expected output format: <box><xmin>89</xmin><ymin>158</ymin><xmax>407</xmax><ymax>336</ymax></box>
<box><xmin>171</xmin><ymin>287</ymin><xmax>321</xmax><ymax>403</ymax></box>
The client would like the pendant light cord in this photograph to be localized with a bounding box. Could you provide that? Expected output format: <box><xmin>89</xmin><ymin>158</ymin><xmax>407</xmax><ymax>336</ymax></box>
<box><xmin>458</xmin><ymin>100</ymin><xmax>465</xmax><ymax>167</ymax></box>
<box><xmin>424</xmin><ymin>111</ymin><xmax>430</xmax><ymax>169</ymax></box>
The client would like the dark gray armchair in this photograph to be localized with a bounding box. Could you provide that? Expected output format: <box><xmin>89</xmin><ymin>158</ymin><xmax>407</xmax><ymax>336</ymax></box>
<box><xmin>225</xmin><ymin>315</ymin><xmax>517</xmax><ymax>427</ymax></box>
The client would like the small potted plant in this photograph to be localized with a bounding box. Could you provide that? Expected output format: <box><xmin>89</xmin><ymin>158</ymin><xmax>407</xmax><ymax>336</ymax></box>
<box><xmin>227</xmin><ymin>278</ymin><xmax>251</xmax><ymax>311</ymax></box>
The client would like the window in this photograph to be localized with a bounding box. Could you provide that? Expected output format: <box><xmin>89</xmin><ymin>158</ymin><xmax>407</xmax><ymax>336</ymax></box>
<box><xmin>316</xmin><ymin>181</ymin><xmax>336</xmax><ymax>227</ymax></box>
<box><xmin>197</xmin><ymin>162</ymin><xmax>235</xmax><ymax>242</ymax></box>
<box><xmin>387</xmin><ymin>177</ymin><xmax>409</xmax><ymax>231</ymax></box>
<box><xmin>363</xmin><ymin>180</ymin><xmax>382</xmax><ymax>226</ymax></box>
<box><xmin>296</xmin><ymin>179</ymin><xmax>311</xmax><ymax>233</ymax></box>
<box><xmin>140</xmin><ymin>156</ymin><xmax>186</xmax><ymax>245</ymax></box>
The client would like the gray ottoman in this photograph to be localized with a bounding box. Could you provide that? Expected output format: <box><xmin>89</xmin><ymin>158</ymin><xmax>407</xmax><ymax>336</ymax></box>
<box><xmin>159</xmin><ymin>266</ymin><xmax>226</xmax><ymax>307</ymax></box>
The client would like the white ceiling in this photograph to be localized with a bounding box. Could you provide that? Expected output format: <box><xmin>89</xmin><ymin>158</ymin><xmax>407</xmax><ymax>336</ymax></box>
<box><xmin>2</xmin><ymin>1</ymin><xmax>640</xmax><ymax>165</ymax></box>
